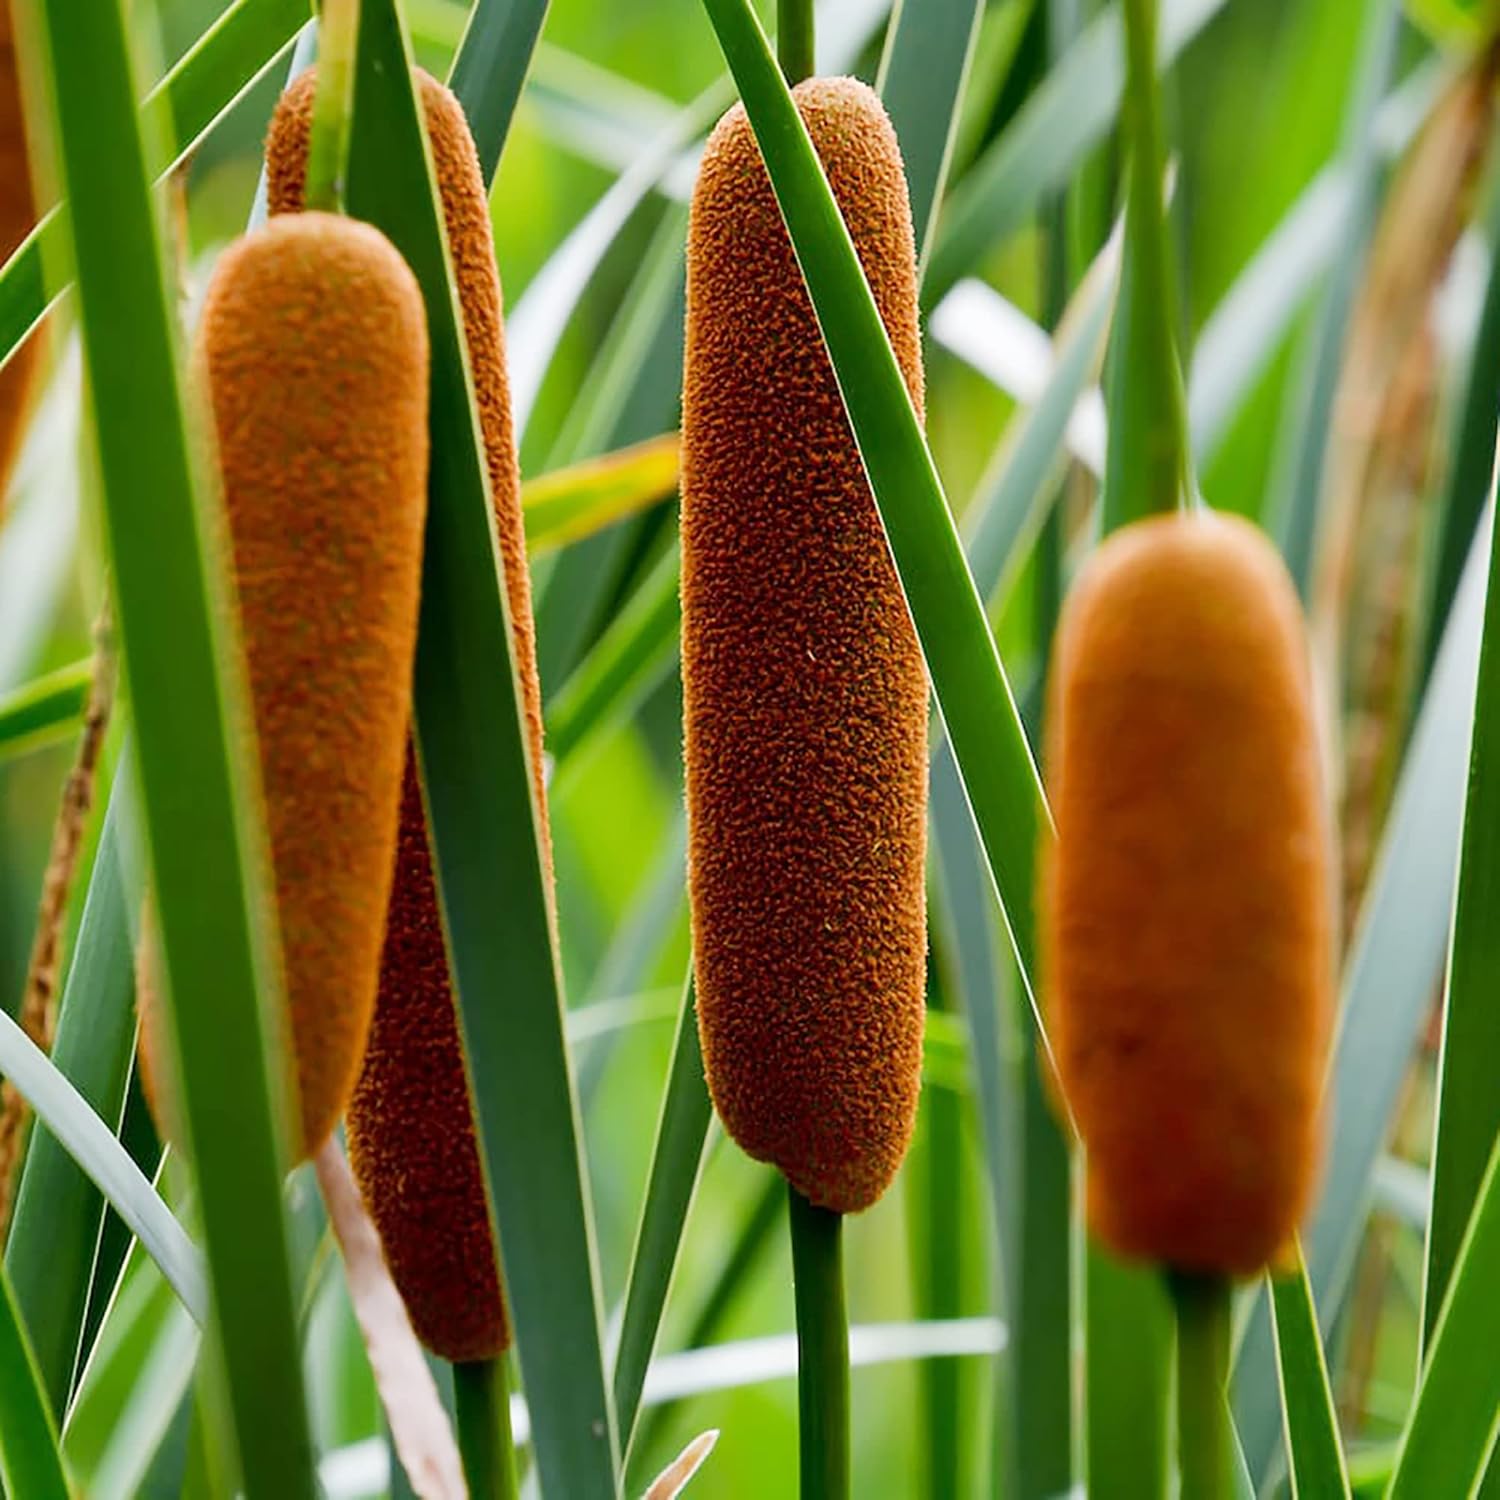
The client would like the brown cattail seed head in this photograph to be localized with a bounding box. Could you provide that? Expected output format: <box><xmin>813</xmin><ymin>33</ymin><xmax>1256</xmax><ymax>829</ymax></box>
<box><xmin>266</xmin><ymin>67</ymin><xmax>540</xmax><ymax>1359</ymax></box>
<box><xmin>138</xmin><ymin>211</ymin><xmax>430</xmax><ymax>1159</ymax></box>
<box><xmin>0</xmin><ymin>0</ymin><xmax>43</xmax><ymax>508</ymax></box>
<box><xmin>681</xmin><ymin>77</ymin><xmax>928</xmax><ymax>1216</ymax></box>
<box><xmin>1041</xmin><ymin>511</ymin><xmax>1334</xmax><ymax>1276</ymax></box>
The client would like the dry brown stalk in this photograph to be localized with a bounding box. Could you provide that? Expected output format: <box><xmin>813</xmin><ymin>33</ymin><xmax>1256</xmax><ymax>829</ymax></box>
<box><xmin>0</xmin><ymin>607</ymin><xmax>117</xmax><ymax>1238</ymax></box>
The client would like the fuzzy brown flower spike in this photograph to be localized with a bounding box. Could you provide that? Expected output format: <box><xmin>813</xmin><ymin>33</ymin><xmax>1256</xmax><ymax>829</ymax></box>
<box><xmin>1042</xmin><ymin>511</ymin><xmax>1334</xmax><ymax>1275</ymax></box>
<box><xmin>266</xmin><ymin>67</ymin><xmax>543</xmax><ymax>1361</ymax></box>
<box><xmin>681</xmin><ymin>77</ymin><xmax>929</xmax><ymax>1216</ymax></box>
<box><xmin>139</xmin><ymin>212</ymin><xmax>430</xmax><ymax>1158</ymax></box>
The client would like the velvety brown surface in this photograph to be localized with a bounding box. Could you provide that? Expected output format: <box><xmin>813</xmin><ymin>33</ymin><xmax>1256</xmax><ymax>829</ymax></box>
<box><xmin>681</xmin><ymin>77</ymin><xmax>928</xmax><ymax>1215</ymax></box>
<box><xmin>144</xmin><ymin>212</ymin><xmax>429</xmax><ymax>1158</ymax></box>
<box><xmin>1042</xmin><ymin>511</ymin><xmax>1334</xmax><ymax>1275</ymax></box>
<box><xmin>0</xmin><ymin>1</ymin><xmax>42</xmax><ymax>512</ymax></box>
<box><xmin>268</xmin><ymin>68</ymin><xmax>545</xmax><ymax>1358</ymax></box>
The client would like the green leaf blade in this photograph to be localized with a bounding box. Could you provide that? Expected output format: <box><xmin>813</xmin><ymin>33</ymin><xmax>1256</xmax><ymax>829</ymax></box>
<box><xmin>343</xmin><ymin>7</ymin><xmax>619</xmax><ymax>1494</ymax></box>
<box><xmin>6</xmin><ymin>785</ymin><xmax>139</xmax><ymax>1419</ymax></box>
<box><xmin>0</xmin><ymin>1266</ymin><xmax>69</xmax><ymax>1500</ymax></box>
<box><xmin>1269</xmin><ymin>1247</ymin><xmax>1351</xmax><ymax>1500</ymax></box>
<box><xmin>23</xmin><ymin>0</ymin><xmax>317</xmax><ymax>1489</ymax></box>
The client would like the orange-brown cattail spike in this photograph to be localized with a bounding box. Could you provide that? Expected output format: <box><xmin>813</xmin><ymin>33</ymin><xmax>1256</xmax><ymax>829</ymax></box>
<box><xmin>266</xmin><ymin>67</ymin><xmax>541</xmax><ymax>1361</ymax></box>
<box><xmin>1042</xmin><ymin>511</ymin><xmax>1334</xmax><ymax>1276</ymax></box>
<box><xmin>0</xmin><ymin>0</ymin><xmax>43</xmax><ymax>508</ymax></box>
<box><xmin>142</xmin><ymin>213</ymin><xmax>430</xmax><ymax>1157</ymax></box>
<box><xmin>681</xmin><ymin>78</ymin><xmax>929</xmax><ymax>1216</ymax></box>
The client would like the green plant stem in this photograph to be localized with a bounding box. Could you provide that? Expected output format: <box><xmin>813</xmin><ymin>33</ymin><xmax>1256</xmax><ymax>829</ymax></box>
<box><xmin>453</xmin><ymin>1357</ymin><xmax>519</xmax><ymax>1500</ymax></box>
<box><xmin>1172</xmin><ymin>1274</ymin><xmax>1233</xmax><ymax>1500</ymax></box>
<box><xmin>789</xmin><ymin>1186</ymin><xmax>849</xmax><ymax>1500</ymax></box>
<box><xmin>1118</xmin><ymin>0</ymin><xmax>1190</xmax><ymax>516</ymax></box>
<box><xmin>305</xmin><ymin>0</ymin><xmax>360</xmax><ymax>212</ymax></box>
<box><xmin>778</xmin><ymin>0</ymin><xmax>815</xmax><ymax>85</ymax></box>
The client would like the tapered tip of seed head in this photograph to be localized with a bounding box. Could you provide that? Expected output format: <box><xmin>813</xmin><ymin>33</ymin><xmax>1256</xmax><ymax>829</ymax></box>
<box><xmin>683</xmin><ymin>75</ymin><xmax>927</xmax><ymax>1215</ymax></box>
<box><xmin>1042</xmin><ymin>510</ymin><xmax>1333</xmax><ymax>1276</ymax></box>
<box><xmin>347</xmin><ymin>758</ymin><xmax>509</xmax><ymax>1361</ymax></box>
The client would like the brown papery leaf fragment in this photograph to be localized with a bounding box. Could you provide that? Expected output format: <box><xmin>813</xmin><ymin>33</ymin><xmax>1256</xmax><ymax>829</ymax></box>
<box><xmin>313</xmin><ymin>1138</ymin><xmax>465</xmax><ymax>1500</ymax></box>
<box><xmin>643</xmin><ymin>1429</ymin><xmax>719</xmax><ymax>1500</ymax></box>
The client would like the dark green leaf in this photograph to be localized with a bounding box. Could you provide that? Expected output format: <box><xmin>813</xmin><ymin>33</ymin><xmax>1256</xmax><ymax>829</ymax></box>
<box><xmin>345</xmin><ymin>6</ymin><xmax>619</xmax><ymax>1493</ymax></box>
<box><xmin>0</xmin><ymin>658</ymin><xmax>89</xmax><ymax>763</ymax></box>
<box><xmin>24</xmin><ymin>0</ymin><xmax>314</xmax><ymax>1489</ymax></box>
<box><xmin>0</xmin><ymin>1265</ymin><xmax>69</xmax><ymax>1500</ymax></box>
<box><xmin>612</xmin><ymin>972</ymin><xmax>713</xmax><ymax>1461</ymax></box>
<box><xmin>1269</xmin><ymin>1246</ymin><xmax>1351</xmax><ymax>1499</ymax></box>
<box><xmin>7</xmin><ymin>785</ymin><xmax>138</xmax><ymax>1419</ymax></box>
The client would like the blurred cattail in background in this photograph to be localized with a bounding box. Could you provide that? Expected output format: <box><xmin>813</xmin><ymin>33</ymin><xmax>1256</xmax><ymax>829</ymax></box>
<box><xmin>1042</xmin><ymin>510</ymin><xmax>1333</xmax><ymax>1275</ymax></box>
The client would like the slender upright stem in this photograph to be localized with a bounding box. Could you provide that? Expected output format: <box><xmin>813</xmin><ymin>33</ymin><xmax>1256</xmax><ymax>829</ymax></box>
<box><xmin>789</xmin><ymin>1186</ymin><xmax>849</xmax><ymax>1500</ymax></box>
<box><xmin>777</xmin><ymin>0</ymin><xmax>816</xmax><ymax>86</ymax></box>
<box><xmin>1171</xmin><ymin>1274</ymin><xmax>1234</xmax><ymax>1500</ymax></box>
<box><xmin>304</xmin><ymin>0</ymin><xmax>360</xmax><ymax>213</ymax></box>
<box><xmin>1119</xmin><ymin>0</ymin><xmax>1192</xmax><ymax>513</ymax></box>
<box><xmin>453</xmin><ymin>1357</ymin><xmax>520</xmax><ymax>1500</ymax></box>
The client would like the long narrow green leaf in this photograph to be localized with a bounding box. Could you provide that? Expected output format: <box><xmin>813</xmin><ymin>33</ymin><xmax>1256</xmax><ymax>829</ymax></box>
<box><xmin>1269</xmin><ymin>1246</ymin><xmax>1351</xmax><ymax>1499</ymax></box>
<box><xmin>1267</xmin><ymin>0</ymin><xmax>1401</xmax><ymax>596</ymax></box>
<box><xmin>925</xmin><ymin>0</ymin><xmax>1228</xmax><ymax>305</ymax></box>
<box><xmin>545</xmin><ymin>546</ymin><xmax>681</xmax><ymax>765</ymax></box>
<box><xmin>1010</xmin><ymin>1012</ymin><xmax>1073</xmax><ymax>1500</ymax></box>
<box><xmin>0</xmin><ymin>1007</ymin><xmax>203</xmax><ymax>1326</ymax></box>
<box><xmin>611</xmin><ymin>973</ymin><xmax>713</xmax><ymax>1461</ymax></box>
<box><xmin>908</xmin><ymin>955</ymin><xmax>971</xmax><ymax>1500</ymax></box>
<box><xmin>1084</xmin><ymin>1244</ymin><xmax>1172</xmax><ymax>1500</ymax></box>
<box><xmin>1424</xmin><ymin>488</ymin><xmax>1500</xmax><ymax>1345</ymax></box>
<box><xmin>523</xmin><ymin>435</ymin><xmax>679</xmax><ymax>556</ymax></box>
<box><xmin>0</xmin><ymin>658</ymin><xmax>90</xmax><ymax>763</ymax></box>
<box><xmin>448</xmin><ymin>0</ymin><xmax>552</xmax><ymax>184</ymax></box>
<box><xmin>699</xmin><ymin>0</ymin><xmax>1051</xmax><ymax>1017</ymax></box>
<box><xmin>929</xmin><ymin>746</ymin><xmax>1012</xmax><ymax>1291</ymax></box>
<box><xmin>344</xmin><ymin>6</ymin><xmax>618</xmax><ymax>1494</ymax></box>
<box><xmin>506</xmin><ymin>85</ymin><xmax>727</xmax><ymax>440</ymax></box>
<box><xmin>63</xmin><ymin>1237</ymin><xmax>199</xmax><ymax>1500</ymax></box>
<box><xmin>7</xmin><ymin>786</ymin><xmax>139</xmax><ymax>1418</ymax></box>
<box><xmin>877</xmin><ymin>0</ymin><xmax>985</xmax><ymax>270</ymax></box>
<box><xmin>1233</xmin><ymin>509</ymin><xmax>1492</xmax><ymax>1479</ymax></box>
<box><xmin>960</xmin><ymin>230</ymin><xmax>1120</xmax><ymax>605</ymax></box>
<box><xmin>23</xmin><ymin>0</ymin><xmax>313</xmax><ymax>1490</ymax></box>
<box><xmin>0</xmin><ymin>1266</ymin><xmax>69</xmax><ymax>1500</ymax></box>
<box><xmin>0</xmin><ymin>0</ymin><xmax>309</xmax><ymax>374</ymax></box>
<box><xmin>1185</xmin><ymin>55</ymin><xmax>1439</xmax><ymax>468</ymax></box>
<box><xmin>1422</xmin><ymin>147</ymin><xmax>1500</xmax><ymax>689</ymax></box>
<box><xmin>1101</xmin><ymin>0</ymin><xmax>1189</xmax><ymax>530</ymax></box>
<box><xmin>1387</xmin><ymin>1135</ymin><xmax>1500</xmax><ymax>1497</ymax></box>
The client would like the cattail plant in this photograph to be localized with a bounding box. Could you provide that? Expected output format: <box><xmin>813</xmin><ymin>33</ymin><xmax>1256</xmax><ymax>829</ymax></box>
<box><xmin>1037</xmin><ymin>0</ymin><xmax>1336</xmax><ymax>1495</ymax></box>
<box><xmin>140</xmin><ymin>208</ymin><xmax>430</xmax><ymax>1158</ymax></box>
<box><xmin>265</xmin><ymin>59</ymin><xmax>543</xmax><ymax>1497</ymax></box>
<box><xmin>1043</xmin><ymin>509</ymin><xmax>1333</xmax><ymax>1276</ymax></box>
<box><xmin>681</xmin><ymin>6</ymin><xmax>927</xmax><ymax>1488</ymax></box>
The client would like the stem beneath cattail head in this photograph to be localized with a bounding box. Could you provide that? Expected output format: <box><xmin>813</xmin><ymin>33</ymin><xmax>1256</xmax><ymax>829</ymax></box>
<box><xmin>789</xmin><ymin>1185</ymin><xmax>849</xmax><ymax>1500</ymax></box>
<box><xmin>453</xmin><ymin>1356</ymin><xmax>519</xmax><ymax>1500</ymax></box>
<box><xmin>1170</xmin><ymin>1272</ymin><xmax>1234</xmax><ymax>1500</ymax></box>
